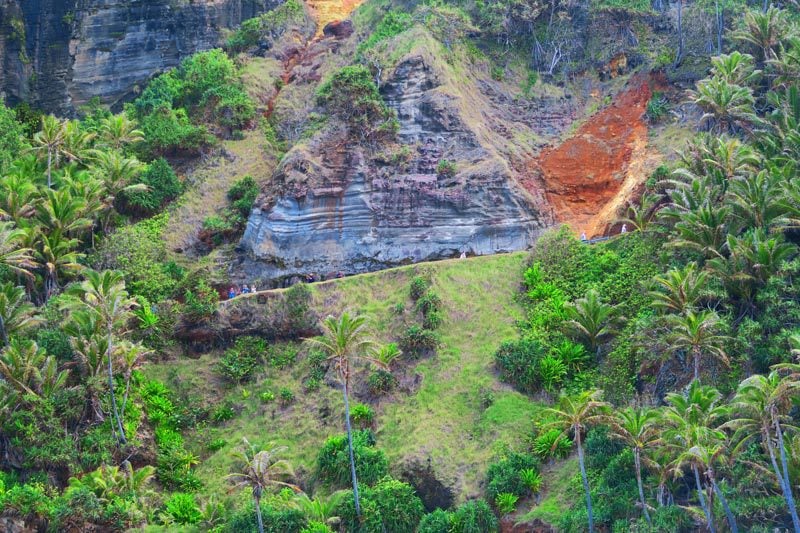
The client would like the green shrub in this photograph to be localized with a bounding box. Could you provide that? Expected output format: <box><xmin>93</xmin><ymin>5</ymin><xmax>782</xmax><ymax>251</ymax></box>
<box><xmin>301</xmin><ymin>522</ymin><xmax>333</xmax><ymax>533</ymax></box>
<box><xmin>225</xmin><ymin>502</ymin><xmax>306</xmax><ymax>532</ymax></box>
<box><xmin>495</xmin><ymin>492</ymin><xmax>517</xmax><ymax>514</ymax></box>
<box><xmin>211</xmin><ymin>403</ymin><xmax>236</xmax><ymax>422</ymax></box>
<box><xmin>350</xmin><ymin>403</ymin><xmax>375</xmax><ymax>428</ymax></box>
<box><xmin>267</xmin><ymin>343</ymin><xmax>298</xmax><ymax>369</ymax></box>
<box><xmin>522</xmin><ymin>71</ymin><xmax>538</xmax><ymax>98</ymax></box>
<box><xmin>338</xmin><ymin>477</ymin><xmax>425</xmax><ymax>533</ymax></box>
<box><xmin>217</xmin><ymin>336</ymin><xmax>266</xmax><ymax>383</ymax></box>
<box><xmin>409</xmin><ymin>276</ymin><xmax>430</xmax><ymax>300</ymax></box>
<box><xmin>519</xmin><ymin>468</ymin><xmax>542</xmax><ymax>494</ymax></box>
<box><xmin>367</xmin><ymin>369</ymin><xmax>397</xmax><ymax>395</ymax></box>
<box><xmin>357</xmin><ymin>11</ymin><xmax>413</xmax><ymax>54</ymax></box>
<box><xmin>165</xmin><ymin>493</ymin><xmax>202</xmax><ymax>525</ymax></box>
<box><xmin>36</xmin><ymin>327</ymin><xmax>73</xmax><ymax>362</ymax></box>
<box><xmin>182</xmin><ymin>279</ymin><xmax>219</xmax><ymax>322</ymax></box>
<box><xmin>138</xmin><ymin>104</ymin><xmax>210</xmax><ymax>156</ymax></box>
<box><xmin>490</xmin><ymin>66</ymin><xmax>504</xmax><ymax>81</ymax></box>
<box><xmin>260</xmin><ymin>390</ymin><xmax>276</xmax><ymax>403</ymax></box>
<box><xmin>225</xmin><ymin>0</ymin><xmax>305</xmax><ymax>52</ymax></box>
<box><xmin>646</xmin><ymin>92</ymin><xmax>670</xmax><ymax>122</ymax></box>
<box><xmin>121</xmin><ymin>158</ymin><xmax>183</xmax><ymax>215</ymax></box>
<box><xmin>279</xmin><ymin>387</ymin><xmax>295</xmax><ymax>406</ymax></box>
<box><xmin>399</xmin><ymin>324</ymin><xmax>439</xmax><ymax>357</ymax></box>
<box><xmin>538</xmin><ymin>354</ymin><xmax>567</xmax><ymax>391</ymax></box>
<box><xmin>451</xmin><ymin>499</ymin><xmax>498</xmax><ymax>532</ymax></box>
<box><xmin>228</xmin><ymin>175</ymin><xmax>260</xmax><ymax>217</ymax></box>
<box><xmin>436</xmin><ymin>159</ymin><xmax>457</xmax><ymax>178</ymax></box>
<box><xmin>284</xmin><ymin>283</ymin><xmax>315</xmax><ymax>336</ymax></box>
<box><xmin>317</xmin><ymin>65</ymin><xmax>398</xmax><ymax>141</ymax></box>
<box><xmin>94</xmin><ymin>213</ymin><xmax>183</xmax><ymax>302</ymax></box>
<box><xmin>419</xmin><ymin>509</ymin><xmax>452</xmax><ymax>532</ymax></box>
<box><xmin>494</xmin><ymin>337</ymin><xmax>547</xmax><ymax>392</ymax></box>
<box><xmin>317</xmin><ymin>430</ymin><xmax>389</xmax><ymax>487</ymax></box>
<box><xmin>207</xmin><ymin>438</ymin><xmax>227</xmax><ymax>452</ymax></box>
<box><xmin>0</xmin><ymin>100</ymin><xmax>23</xmax><ymax>173</ymax></box>
<box><xmin>532</xmin><ymin>428</ymin><xmax>572</xmax><ymax>459</ymax></box>
<box><xmin>485</xmin><ymin>452</ymin><xmax>540</xmax><ymax>500</ymax></box>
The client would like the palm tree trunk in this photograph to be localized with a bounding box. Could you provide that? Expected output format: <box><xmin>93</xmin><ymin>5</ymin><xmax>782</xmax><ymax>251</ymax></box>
<box><xmin>694</xmin><ymin>347</ymin><xmax>701</xmax><ymax>382</ymax></box>
<box><xmin>576</xmin><ymin>430</ymin><xmax>594</xmax><ymax>533</ymax></box>
<box><xmin>342</xmin><ymin>379</ymin><xmax>361</xmax><ymax>517</ymax></box>
<box><xmin>634</xmin><ymin>449</ymin><xmax>652</xmax><ymax>525</ymax></box>
<box><xmin>0</xmin><ymin>313</ymin><xmax>8</xmax><ymax>347</ymax></box>
<box><xmin>254</xmin><ymin>494</ymin><xmax>264</xmax><ymax>533</ymax></box>
<box><xmin>47</xmin><ymin>149</ymin><xmax>53</xmax><ymax>189</ymax></box>
<box><xmin>714</xmin><ymin>0</ymin><xmax>722</xmax><ymax>54</ymax></box>
<box><xmin>106</xmin><ymin>329</ymin><xmax>127</xmax><ymax>445</ymax></box>
<box><xmin>675</xmin><ymin>0</ymin><xmax>684</xmax><ymax>67</ymax></box>
<box><xmin>710</xmin><ymin>475</ymin><xmax>738</xmax><ymax>533</ymax></box>
<box><xmin>775</xmin><ymin>417</ymin><xmax>800</xmax><ymax>532</ymax></box>
<box><xmin>764</xmin><ymin>427</ymin><xmax>799</xmax><ymax>532</ymax></box>
<box><xmin>694</xmin><ymin>465</ymin><xmax>716</xmax><ymax>533</ymax></box>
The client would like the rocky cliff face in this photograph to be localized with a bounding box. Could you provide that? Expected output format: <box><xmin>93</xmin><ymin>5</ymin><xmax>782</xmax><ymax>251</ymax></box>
<box><xmin>0</xmin><ymin>0</ymin><xmax>279</xmax><ymax>114</ymax></box>
<box><xmin>237</xmin><ymin>52</ymin><xmax>549</xmax><ymax>285</ymax></box>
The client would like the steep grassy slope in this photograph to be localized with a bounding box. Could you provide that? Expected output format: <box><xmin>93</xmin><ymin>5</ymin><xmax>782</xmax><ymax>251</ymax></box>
<box><xmin>144</xmin><ymin>252</ymin><xmax>545</xmax><ymax>505</ymax></box>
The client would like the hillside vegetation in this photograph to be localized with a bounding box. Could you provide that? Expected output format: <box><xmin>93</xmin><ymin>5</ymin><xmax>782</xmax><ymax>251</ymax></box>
<box><xmin>0</xmin><ymin>0</ymin><xmax>799</xmax><ymax>532</ymax></box>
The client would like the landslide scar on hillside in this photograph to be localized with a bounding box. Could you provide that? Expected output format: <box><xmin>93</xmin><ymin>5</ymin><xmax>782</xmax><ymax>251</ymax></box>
<box><xmin>528</xmin><ymin>76</ymin><xmax>656</xmax><ymax>237</ymax></box>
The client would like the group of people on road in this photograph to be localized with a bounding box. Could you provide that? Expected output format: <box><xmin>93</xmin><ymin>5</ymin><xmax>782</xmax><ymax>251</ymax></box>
<box><xmin>227</xmin><ymin>284</ymin><xmax>256</xmax><ymax>300</ymax></box>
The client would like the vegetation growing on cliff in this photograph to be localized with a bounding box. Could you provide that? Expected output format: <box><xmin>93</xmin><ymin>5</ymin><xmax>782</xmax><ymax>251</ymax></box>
<box><xmin>1</xmin><ymin>1</ymin><xmax>800</xmax><ymax>532</ymax></box>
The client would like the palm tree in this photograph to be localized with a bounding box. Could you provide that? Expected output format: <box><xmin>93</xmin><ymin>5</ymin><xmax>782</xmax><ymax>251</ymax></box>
<box><xmin>31</xmin><ymin>115</ymin><xmax>67</xmax><ymax>188</ymax></box>
<box><xmin>0</xmin><ymin>338</ymin><xmax>68</xmax><ymax>398</ymax></box>
<box><xmin>64</xmin><ymin>270</ymin><xmax>137</xmax><ymax>445</ymax></box>
<box><xmin>227</xmin><ymin>438</ymin><xmax>299</xmax><ymax>533</ymax></box>
<box><xmin>88</xmin><ymin>150</ymin><xmax>145</xmax><ymax>232</ymax></box>
<box><xmin>662</xmin><ymin>381</ymin><xmax>729</xmax><ymax>532</ymax></box>
<box><xmin>36</xmin><ymin>230</ymin><xmax>84</xmax><ymax>302</ymax></box>
<box><xmin>35</xmin><ymin>188</ymin><xmax>92</xmax><ymax>236</ymax></box>
<box><xmin>0</xmin><ymin>282</ymin><xmax>39</xmax><ymax>346</ymax></box>
<box><xmin>99</xmin><ymin>115</ymin><xmax>144</xmax><ymax>150</ymax></box>
<box><xmin>727</xmin><ymin>170</ymin><xmax>784</xmax><ymax>231</ymax></box>
<box><xmin>689</xmin><ymin>77</ymin><xmax>758</xmax><ymax>134</ymax></box>
<box><xmin>726</xmin><ymin>372</ymin><xmax>800</xmax><ymax>531</ymax></box>
<box><xmin>63</xmin><ymin>309</ymin><xmax>109</xmax><ymax>422</ymax></box>
<box><xmin>734</xmin><ymin>7</ymin><xmax>792</xmax><ymax>66</ymax></box>
<box><xmin>61</xmin><ymin>120</ymin><xmax>95</xmax><ymax>164</ymax></box>
<box><xmin>375</xmin><ymin>342</ymin><xmax>403</xmax><ymax>369</ymax></box>
<box><xmin>681</xmin><ymin>441</ymin><xmax>739</xmax><ymax>533</ymax></box>
<box><xmin>709</xmin><ymin>51</ymin><xmax>761</xmax><ymax>86</ymax></box>
<box><xmin>610</xmin><ymin>407</ymin><xmax>662</xmax><ymax>525</ymax></box>
<box><xmin>305</xmin><ymin>313</ymin><xmax>381</xmax><ymax>517</ymax></box>
<box><xmin>0</xmin><ymin>221</ymin><xmax>36</xmax><ymax>277</ymax></box>
<box><xmin>671</xmin><ymin>204</ymin><xmax>731</xmax><ymax>261</ymax></box>
<box><xmin>543</xmin><ymin>389</ymin><xmax>611</xmax><ymax>533</ymax></box>
<box><xmin>0</xmin><ymin>173</ymin><xmax>40</xmax><ymax>222</ymax></box>
<box><xmin>563</xmin><ymin>289</ymin><xmax>619</xmax><ymax>354</ymax></box>
<box><xmin>667</xmin><ymin>310</ymin><xmax>729</xmax><ymax>381</ymax></box>
<box><xmin>649</xmin><ymin>262</ymin><xmax>708</xmax><ymax>315</ymax></box>
<box><xmin>617</xmin><ymin>192</ymin><xmax>660</xmax><ymax>233</ymax></box>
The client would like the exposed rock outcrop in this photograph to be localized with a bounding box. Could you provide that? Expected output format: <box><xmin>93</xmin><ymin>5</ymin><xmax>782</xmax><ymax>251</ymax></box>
<box><xmin>237</xmin><ymin>53</ymin><xmax>547</xmax><ymax>285</ymax></box>
<box><xmin>0</xmin><ymin>0</ymin><xmax>280</xmax><ymax>114</ymax></box>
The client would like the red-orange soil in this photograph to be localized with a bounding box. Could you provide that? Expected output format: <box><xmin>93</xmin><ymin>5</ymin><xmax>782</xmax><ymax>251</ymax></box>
<box><xmin>527</xmin><ymin>76</ymin><xmax>657</xmax><ymax>237</ymax></box>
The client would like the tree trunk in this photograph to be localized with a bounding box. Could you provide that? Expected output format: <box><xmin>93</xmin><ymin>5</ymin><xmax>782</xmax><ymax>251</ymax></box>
<box><xmin>694</xmin><ymin>465</ymin><xmax>716</xmax><ymax>533</ymax></box>
<box><xmin>106</xmin><ymin>329</ymin><xmax>126</xmax><ymax>445</ymax></box>
<box><xmin>254</xmin><ymin>494</ymin><xmax>264</xmax><ymax>533</ymax></box>
<box><xmin>775</xmin><ymin>417</ymin><xmax>800</xmax><ymax>532</ymax></box>
<box><xmin>675</xmin><ymin>0</ymin><xmax>684</xmax><ymax>67</ymax></box>
<box><xmin>634</xmin><ymin>449</ymin><xmax>652</xmax><ymax>525</ymax></box>
<box><xmin>343</xmin><ymin>378</ymin><xmax>361</xmax><ymax>517</ymax></box>
<box><xmin>576</xmin><ymin>429</ymin><xmax>595</xmax><ymax>533</ymax></box>
<box><xmin>764</xmin><ymin>426</ymin><xmax>799</xmax><ymax>533</ymax></box>
<box><xmin>710</xmin><ymin>475</ymin><xmax>738</xmax><ymax>533</ymax></box>
<box><xmin>47</xmin><ymin>149</ymin><xmax>53</xmax><ymax>189</ymax></box>
<box><xmin>0</xmin><ymin>313</ymin><xmax>8</xmax><ymax>347</ymax></box>
<box><xmin>715</xmin><ymin>0</ymin><xmax>722</xmax><ymax>54</ymax></box>
<box><xmin>694</xmin><ymin>347</ymin><xmax>701</xmax><ymax>382</ymax></box>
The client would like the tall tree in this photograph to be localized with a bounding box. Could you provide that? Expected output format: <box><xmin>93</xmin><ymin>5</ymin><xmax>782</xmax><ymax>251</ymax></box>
<box><xmin>667</xmin><ymin>310</ymin><xmax>729</xmax><ymax>381</ymax></box>
<box><xmin>563</xmin><ymin>289</ymin><xmax>619</xmax><ymax>355</ymax></box>
<box><xmin>227</xmin><ymin>438</ymin><xmax>298</xmax><ymax>533</ymax></box>
<box><xmin>31</xmin><ymin>115</ymin><xmax>67</xmax><ymax>188</ymax></box>
<box><xmin>543</xmin><ymin>389</ymin><xmax>611</xmax><ymax>533</ymax></box>
<box><xmin>305</xmin><ymin>313</ymin><xmax>381</xmax><ymax>517</ymax></box>
<box><xmin>610</xmin><ymin>406</ymin><xmax>662</xmax><ymax>525</ymax></box>
<box><xmin>64</xmin><ymin>270</ymin><xmax>137</xmax><ymax>445</ymax></box>
<box><xmin>649</xmin><ymin>262</ymin><xmax>708</xmax><ymax>315</ymax></box>
<box><xmin>726</xmin><ymin>372</ymin><xmax>800</xmax><ymax>532</ymax></box>
<box><xmin>99</xmin><ymin>115</ymin><xmax>144</xmax><ymax>150</ymax></box>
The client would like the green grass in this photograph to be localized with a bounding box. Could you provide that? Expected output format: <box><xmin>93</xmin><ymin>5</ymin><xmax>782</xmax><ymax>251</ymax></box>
<box><xmin>145</xmin><ymin>252</ymin><xmax>546</xmax><ymax>503</ymax></box>
<box><xmin>520</xmin><ymin>456</ymin><xmax>578</xmax><ymax>524</ymax></box>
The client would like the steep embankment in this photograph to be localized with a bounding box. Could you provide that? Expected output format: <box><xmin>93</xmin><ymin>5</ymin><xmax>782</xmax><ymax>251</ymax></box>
<box><xmin>527</xmin><ymin>75</ymin><xmax>664</xmax><ymax>237</ymax></box>
<box><xmin>145</xmin><ymin>252</ymin><xmax>543</xmax><ymax>505</ymax></box>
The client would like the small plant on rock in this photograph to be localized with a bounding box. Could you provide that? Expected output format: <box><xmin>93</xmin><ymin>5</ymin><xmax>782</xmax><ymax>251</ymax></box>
<box><xmin>496</xmin><ymin>492</ymin><xmax>518</xmax><ymax>515</ymax></box>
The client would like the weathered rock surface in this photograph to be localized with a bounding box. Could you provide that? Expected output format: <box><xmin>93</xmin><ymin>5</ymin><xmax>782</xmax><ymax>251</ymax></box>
<box><xmin>237</xmin><ymin>54</ymin><xmax>547</xmax><ymax>285</ymax></box>
<box><xmin>0</xmin><ymin>0</ymin><xmax>279</xmax><ymax>114</ymax></box>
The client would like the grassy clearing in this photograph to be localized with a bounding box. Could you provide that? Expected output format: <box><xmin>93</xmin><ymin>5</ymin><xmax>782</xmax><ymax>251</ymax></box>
<box><xmin>520</xmin><ymin>457</ymin><xmax>579</xmax><ymax>525</ymax></box>
<box><xmin>145</xmin><ymin>252</ymin><xmax>547</xmax><ymax>504</ymax></box>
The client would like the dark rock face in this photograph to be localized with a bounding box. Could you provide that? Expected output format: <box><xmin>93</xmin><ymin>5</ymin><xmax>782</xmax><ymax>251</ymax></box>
<box><xmin>237</xmin><ymin>55</ymin><xmax>546</xmax><ymax>285</ymax></box>
<box><xmin>0</xmin><ymin>0</ymin><xmax>279</xmax><ymax>114</ymax></box>
<box><xmin>322</xmin><ymin>19</ymin><xmax>353</xmax><ymax>38</ymax></box>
